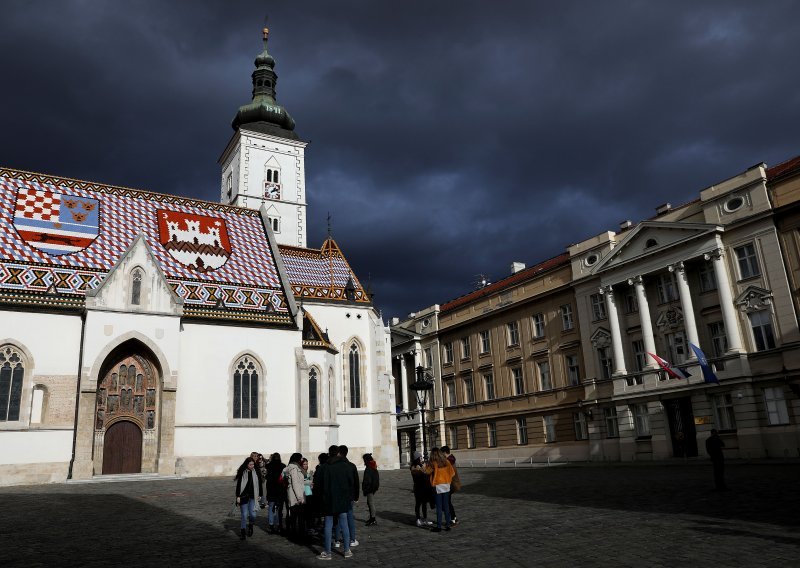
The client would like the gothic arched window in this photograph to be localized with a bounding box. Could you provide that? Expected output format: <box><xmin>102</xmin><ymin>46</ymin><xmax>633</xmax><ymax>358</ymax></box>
<box><xmin>309</xmin><ymin>368</ymin><xmax>319</xmax><ymax>418</ymax></box>
<box><xmin>0</xmin><ymin>345</ymin><xmax>25</xmax><ymax>422</ymax></box>
<box><xmin>233</xmin><ymin>355</ymin><xmax>260</xmax><ymax>419</ymax></box>
<box><xmin>131</xmin><ymin>269</ymin><xmax>143</xmax><ymax>305</ymax></box>
<box><xmin>349</xmin><ymin>344</ymin><xmax>361</xmax><ymax>409</ymax></box>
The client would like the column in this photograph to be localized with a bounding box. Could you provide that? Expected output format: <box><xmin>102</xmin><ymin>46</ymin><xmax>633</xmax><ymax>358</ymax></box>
<box><xmin>399</xmin><ymin>354</ymin><xmax>409</xmax><ymax>411</ymax></box>
<box><xmin>601</xmin><ymin>285</ymin><xmax>627</xmax><ymax>375</ymax></box>
<box><xmin>705</xmin><ymin>248</ymin><xmax>743</xmax><ymax>353</ymax></box>
<box><xmin>670</xmin><ymin>262</ymin><xmax>699</xmax><ymax>357</ymax></box>
<box><xmin>628</xmin><ymin>276</ymin><xmax>657</xmax><ymax>369</ymax></box>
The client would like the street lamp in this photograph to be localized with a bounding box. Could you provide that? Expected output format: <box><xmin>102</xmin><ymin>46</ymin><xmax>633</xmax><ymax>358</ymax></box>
<box><xmin>411</xmin><ymin>365</ymin><xmax>434</xmax><ymax>460</ymax></box>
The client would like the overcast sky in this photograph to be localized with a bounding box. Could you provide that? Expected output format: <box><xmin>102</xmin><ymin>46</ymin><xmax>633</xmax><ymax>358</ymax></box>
<box><xmin>2</xmin><ymin>1</ymin><xmax>799</xmax><ymax>321</ymax></box>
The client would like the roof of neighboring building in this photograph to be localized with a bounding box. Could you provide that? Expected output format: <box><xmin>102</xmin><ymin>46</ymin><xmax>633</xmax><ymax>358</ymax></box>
<box><xmin>278</xmin><ymin>239</ymin><xmax>370</xmax><ymax>304</ymax></box>
<box><xmin>766</xmin><ymin>154</ymin><xmax>800</xmax><ymax>182</ymax></box>
<box><xmin>0</xmin><ymin>167</ymin><xmax>292</xmax><ymax>323</ymax></box>
<box><xmin>440</xmin><ymin>253</ymin><xmax>571</xmax><ymax>314</ymax></box>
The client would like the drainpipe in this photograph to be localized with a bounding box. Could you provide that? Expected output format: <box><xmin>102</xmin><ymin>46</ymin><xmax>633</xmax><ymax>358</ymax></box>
<box><xmin>67</xmin><ymin>309</ymin><xmax>88</xmax><ymax>480</ymax></box>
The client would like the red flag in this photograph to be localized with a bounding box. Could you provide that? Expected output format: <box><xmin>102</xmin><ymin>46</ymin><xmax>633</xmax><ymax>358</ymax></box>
<box><xmin>648</xmin><ymin>352</ymin><xmax>690</xmax><ymax>380</ymax></box>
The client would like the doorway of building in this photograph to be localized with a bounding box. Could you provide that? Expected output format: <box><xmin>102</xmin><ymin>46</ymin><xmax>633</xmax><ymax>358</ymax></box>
<box><xmin>102</xmin><ymin>420</ymin><xmax>143</xmax><ymax>474</ymax></box>
<box><xmin>664</xmin><ymin>397</ymin><xmax>698</xmax><ymax>458</ymax></box>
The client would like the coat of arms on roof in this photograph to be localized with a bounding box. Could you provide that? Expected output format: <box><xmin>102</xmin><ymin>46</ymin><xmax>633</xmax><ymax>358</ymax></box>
<box><xmin>157</xmin><ymin>210</ymin><xmax>232</xmax><ymax>272</ymax></box>
<box><xmin>13</xmin><ymin>187</ymin><xmax>100</xmax><ymax>256</ymax></box>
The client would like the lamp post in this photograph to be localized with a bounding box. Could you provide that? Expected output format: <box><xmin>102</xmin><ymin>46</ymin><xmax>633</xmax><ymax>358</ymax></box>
<box><xmin>411</xmin><ymin>365</ymin><xmax>434</xmax><ymax>460</ymax></box>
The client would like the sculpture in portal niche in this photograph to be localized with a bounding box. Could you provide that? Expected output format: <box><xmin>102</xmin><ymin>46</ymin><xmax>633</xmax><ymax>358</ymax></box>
<box><xmin>146</xmin><ymin>410</ymin><xmax>155</xmax><ymax>429</ymax></box>
<box><xmin>108</xmin><ymin>395</ymin><xmax>118</xmax><ymax>413</ymax></box>
<box><xmin>119</xmin><ymin>365</ymin><xmax>128</xmax><ymax>387</ymax></box>
<box><xmin>146</xmin><ymin>389</ymin><xmax>155</xmax><ymax>407</ymax></box>
<box><xmin>134</xmin><ymin>395</ymin><xmax>144</xmax><ymax>413</ymax></box>
<box><xmin>135</xmin><ymin>374</ymin><xmax>143</xmax><ymax>392</ymax></box>
<box><xmin>122</xmin><ymin>389</ymin><xmax>131</xmax><ymax>409</ymax></box>
<box><xmin>111</xmin><ymin>373</ymin><xmax>118</xmax><ymax>390</ymax></box>
<box><xmin>97</xmin><ymin>389</ymin><xmax>105</xmax><ymax>406</ymax></box>
<box><xmin>96</xmin><ymin>410</ymin><xmax>105</xmax><ymax>430</ymax></box>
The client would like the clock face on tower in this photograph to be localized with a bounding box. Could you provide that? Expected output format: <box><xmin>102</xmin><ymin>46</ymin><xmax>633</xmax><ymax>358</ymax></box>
<box><xmin>264</xmin><ymin>182</ymin><xmax>281</xmax><ymax>200</ymax></box>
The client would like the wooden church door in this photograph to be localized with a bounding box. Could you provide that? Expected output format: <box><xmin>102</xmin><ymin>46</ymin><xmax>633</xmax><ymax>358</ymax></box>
<box><xmin>96</xmin><ymin>354</ymin><xmax>157</xmax><ymax>475</ymax></box>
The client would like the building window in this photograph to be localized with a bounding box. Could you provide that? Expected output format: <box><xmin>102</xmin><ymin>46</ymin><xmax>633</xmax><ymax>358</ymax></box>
<box><xmin>516</xmin><ymin>417</ymin><xmax>528</xmax><ymax>444</ymax></box>
<box><xmin>448</xmin><ymin>425</ymin><xmax>458</xmax><ymax>449</ymax></box>
<box><xmin>538</xmin><ymin>361</ymin><xmax>552</xmax><ymax>391</ymax></box>
<box><xmin>763</xmin><ymin>387</ymin><xmax>789</xmax><ymax>425</ymax></box>
<box><xmin>131</xmin><ymin>269</ymin><xmax>142</xmax><ymax>305</ymax></box>
<box><xmin>603</xmin><ymin>406</ymin><xmax>619</xmax><ymax>438</ymax></box>
<box><xmin>226</xmin><ymin>172</ymin><xmax>232</xmax><ymax>198</ymax></box>
<box><xmin>232</xmin><ymin>355</ymin><xmax>259</xmax><ymax>420</ymax></box>
<box><xmin>708</xmin><ymin>321</ymin><xmax>728</xmax><ymax>357</ymax></box>
<box><xmin>543</xmin><ymin>416</ymin><xmax>556</xmax><ymax>443</ymax></box>
<box><xmin>483</xmin><ymin>373</ymin><xmax>495</xmax><ymax>400</ymax></box>
<box><xmin>657</xmin><ymin>273</ymin><xmax>678</xmax><ymax>303</ymax></box>
<box><xmin>464</xmin><ymin>375</ymin><xmax>475</xmax><ymax>404</ymax></box>
<box><xmin>467</xmin><ymin>424</ymin><xmax>476</xmax><ymax>448</ymax></box>
<box><xmin>309</xmin><ymin>368</ymin><xmax>319</xmax><ymax>418</ymax></box>
<box><xmin>268</xmin><ymin>216</ymin><xmax>280</xmax><ymax>233</ymax></box>
<box><xmin>424</xmin><ymin>347</ymin><xmax>433</xmax><ymax>369</ymax></box>
<box><xmin>460</xmin><ymin>337</ymin><xmax>471</xmax><ymax>360</ymax></box>
<box><xmin>624</xmin><ymin>289</ymin><xmax>639</xmax><ymax>314</ymax></box>
<box><xmin>734</xmin><ymin>243</ymin><xmax>761</xmax><ymax>280</ymax></box>
<box><xmin>512</xmin><ymin>367</ymin><xmax>524</xmax><ymax>395</ymax></box>
<box><xmin>573</xmin><ymin>412</ymin><xmax>588</xmax><ymax>440</ymax></box>
<box><xmin>749</xmin><ymin>310</ymin><xmax>776</xmax><ymax>351</ymax></box>
<box><xmin>632</xmin><ymin>403</ymin><xmax>650</xmax><ymax>437</ymax></box>
<box><xmin>712</xmin><ymin>393</ymin><xmax>736</xmax><ymax>431</ymax></box>
<box><xmin>566</xmin><ymin>354</ymin><xmax>580</xmax><ymax>386</ymax></box>
<box><xmin>597</xmin><ymin>347</ymin><xmax>612</xmax><ymax>380</ymax></box>
<box><xmin>0</xmin><ymin>345</ymin><xmax>25</xmax><ymax>422</ymax></box>
<box><xmin>632</xmin><ymin>339</ymin><xmax>646</xmax><ymax>372</ymax></box>
<box><xmin>446</xmin><ymin>381</ymin><xmax>456</xmax><ymax>407</ymax></box>
<box><xmin>561</xmin><ymin>304</ymin><xmax>574</xmax><ymax>331</ymax></box>
<box><xmin>479</xmin><ymin>330</ymin><xmax>491</xmax><ymax>354</ymax></box>
<box><xmin>532</xmin><ymin>313</ymin><xmax>545</xmax><ymax>338</ymax></box>
<box><xmin>487</xmin><ymin>422</ymin><xmax>497</xmax><ymax>447</ymax></box>
<box><xmin>506</xmin><ymin>322</ymin><xmax>519</xmax><ymax>347</ymax></box>
<box><xmin>590</xmin><ymin>293</ymin><xmax>607</xmax><ymax>321</ymax></box>
<box><xmin>698</xmin><ymin>260</ymin><xmax>717</xmax><ymax>292</ymax></box>
<box><xmin>666</xmin><ymin>331</ymin><xmax>687</xmax><ymax>365</ymax></box>
<box><xmin>443</xmin><ymin>342</ymin><xmax>453</xmax><ymax>365</ymax></box>
<box><xmin>349</xmin><ymin>344</ymin><xmax>362</xmax><ymax>408</ymax></box>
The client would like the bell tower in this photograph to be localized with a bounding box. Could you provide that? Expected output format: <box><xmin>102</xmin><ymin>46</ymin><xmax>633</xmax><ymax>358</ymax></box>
<box><xmin>219</xmin><ymin>27</ymin><xmax>308</xmax><ymax>247</ymax></box>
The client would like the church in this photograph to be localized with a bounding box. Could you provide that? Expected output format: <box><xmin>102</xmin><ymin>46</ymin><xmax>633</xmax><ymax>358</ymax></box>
<box><xmin>0</xmin><ymin>29</ymin><xmax>398</xmax><ymax>486</ymax></box>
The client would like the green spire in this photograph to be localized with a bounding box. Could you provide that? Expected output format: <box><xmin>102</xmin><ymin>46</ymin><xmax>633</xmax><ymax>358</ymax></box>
<box><xmin>232</xmin><ymin>27</ymin><xmax>297</xmax><ymax>135</ymax></box>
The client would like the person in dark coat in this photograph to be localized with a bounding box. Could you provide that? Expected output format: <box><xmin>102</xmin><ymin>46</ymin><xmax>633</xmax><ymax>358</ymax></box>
<box><xmin>334</xmin><ymin>445</ymin><xmax>360</xmax><ymax>548</ymax></box>
<box><xmin>361</xmin><ymin>453</ymin><xmax>380</xmax><ymax>526</ymax></box>
<box><xmin>705</xmin><ymin>429</ymin><xmax>727</xmax><ymax>490</ymax></box>
<box><xmin>316</xmin><ymin>447</ymin><xmax>354</xmax><ymax>560</ymax></box>
<box><xmin>265</xmin><ymin>452</ymin><xmax>286</xmax><ymax>533</ymax></box>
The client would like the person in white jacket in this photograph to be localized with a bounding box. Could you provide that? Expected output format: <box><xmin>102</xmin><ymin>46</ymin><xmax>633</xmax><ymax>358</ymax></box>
<box><xmin>283</xmin><ymin>452</ymin><xmax>306</xmax><ymax>540</ymax></box>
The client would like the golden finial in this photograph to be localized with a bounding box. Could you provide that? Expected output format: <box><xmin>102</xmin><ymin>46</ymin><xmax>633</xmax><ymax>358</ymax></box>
<box><xmin>263</xmin><ymin>27</ymin><xmax>269</xmax><ymax>41</ymax></box>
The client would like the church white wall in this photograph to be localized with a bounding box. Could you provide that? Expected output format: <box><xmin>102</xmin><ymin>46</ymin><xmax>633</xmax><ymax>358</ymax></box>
<box><xmin>0</xmin><ymin>430</ymin><xmax>73</xmax><ymax>465</ymax></box>
<box><xmin>0</xmin><ymin>311</ymin><xmax>81</xmax><ymax>377</ymax></box>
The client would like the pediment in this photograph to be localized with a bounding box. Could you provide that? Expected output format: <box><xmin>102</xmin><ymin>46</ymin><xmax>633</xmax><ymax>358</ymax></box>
<box><xmin>593</xmin><ymin>221</ymin><xmax>720</xmax><ymax>273</ymax></box>
<box><xmin>590</xmin><ymin>328</ymin><xmax>611</xmax><ymax>348</ymax></box>
<box><xmin>735</xmin><ymin>286</ymin><xmax>773</xmax><ymax>313</ymax></box>
<box><xmin>86</xmin><ymin>234</ymin><xmax>183</xmax><ymax>315</ymax></box>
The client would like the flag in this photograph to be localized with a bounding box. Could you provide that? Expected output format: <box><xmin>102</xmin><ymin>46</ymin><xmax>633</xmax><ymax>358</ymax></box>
<box><xmin>648</xmin><ymin>352</ymin><xmax>691</xmax><ymax>380</ymax></box>
<box><xmin>689</xmin><ymin>343</ymin><xmax>719</xmax><ymax>384</ymax></box>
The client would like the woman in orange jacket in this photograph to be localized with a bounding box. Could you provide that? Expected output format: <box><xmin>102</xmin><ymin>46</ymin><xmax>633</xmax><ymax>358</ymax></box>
<box><xmin>424</xmin><ymin>448</ymin><xmax>456</xmax><ymax>532</ymax></box>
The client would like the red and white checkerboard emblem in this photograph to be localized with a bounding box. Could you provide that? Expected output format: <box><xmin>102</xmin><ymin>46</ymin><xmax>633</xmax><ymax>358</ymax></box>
<box><xmin>15</xmin><ymin>188</ymin><xmax>61</xmax><ymax>221</ymax></box>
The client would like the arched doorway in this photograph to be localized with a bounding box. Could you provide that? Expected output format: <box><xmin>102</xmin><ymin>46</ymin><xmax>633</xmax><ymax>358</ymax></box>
<box><xmin>103</xmin><ymin>420</ymin><xmax>143</xmax><ymax>474</ymax></box>
<box><xmin>95</xmin><ymin>354</ymin><xmax>158</xmax><ymax>475</ymax></box>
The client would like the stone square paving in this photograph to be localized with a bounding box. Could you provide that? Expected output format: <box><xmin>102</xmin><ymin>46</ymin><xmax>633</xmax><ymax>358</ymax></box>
<box><xmin>1</xmin><ymin>461</ymin><xmax>798</xmax><ymax>567</ymax></box>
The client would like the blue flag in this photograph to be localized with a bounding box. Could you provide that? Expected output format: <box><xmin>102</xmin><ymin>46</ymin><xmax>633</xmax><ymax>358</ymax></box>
<box><xmin>689</xmin><ymin>343</ymin><xmax>719</xmax><ymax>384</ymax></box>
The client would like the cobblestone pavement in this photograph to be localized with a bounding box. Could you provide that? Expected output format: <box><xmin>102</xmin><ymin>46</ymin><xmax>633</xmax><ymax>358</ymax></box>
<box><xmin>1</xmin><ymin>461</ymin><xmax>799</xmax><ymax>567</ymax></box>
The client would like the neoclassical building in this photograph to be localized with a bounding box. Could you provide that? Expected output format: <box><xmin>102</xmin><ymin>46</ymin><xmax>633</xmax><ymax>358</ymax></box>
<box><xmin>0</xmin><ymin>29</ymin><xmax>397</xmax><ymax>486</ymax></box>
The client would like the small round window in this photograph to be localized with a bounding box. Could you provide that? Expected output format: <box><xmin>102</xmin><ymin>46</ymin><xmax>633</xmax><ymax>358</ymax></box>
<box><xmin>645</xmin><ymin>238</ymin><xmax>658</xmax><ymax>249</ymax></box>
<box><xmin>584</xmin><ymin>254</ymin><xmax>599</xmax><ymax>267</ymax></box>
<box><xmin>724</xmin><ymin>196</ymin><xmax>744</xmax><ymax>213</ymax></box>
<box><xmin>421</xmin><ymin>318</ymin><xmax>430</xmax><ymax>328</ymax></box>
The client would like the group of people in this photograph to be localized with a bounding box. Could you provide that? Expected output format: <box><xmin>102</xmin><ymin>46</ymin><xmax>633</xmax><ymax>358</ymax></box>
<box><xmin>233</xmin><ymin>446</ymin><xmax>380</xmax><ymax>560</ymax></box>
<box><xmin>411</xmin><ymin>445</ymin><xmax>460</xmax><ymax>532</ymax></box>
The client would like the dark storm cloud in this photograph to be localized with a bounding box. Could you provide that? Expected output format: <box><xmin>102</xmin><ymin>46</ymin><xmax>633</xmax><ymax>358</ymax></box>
<box><xmin>2</xmin><ymin>1</ymin><xmax>799</xmax><ymax>320</ymax></box>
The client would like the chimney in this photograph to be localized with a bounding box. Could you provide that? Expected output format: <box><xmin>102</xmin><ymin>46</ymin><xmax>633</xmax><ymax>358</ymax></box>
<box><xmin>511</xmin><ymin>261</ymin><xmax>526</xmax><ymax>274</ymax></box>
<box><xmin>655</xmin><ymin>203</ymin><xmax>672</xmax><ymax>216</ymax></box>
<box><xmin>619</xmin><ymin>220</ymin><xmax>633</xmax><ymax>232</ymax></box>
<box><xmin>391</xmin><ymin>317</ymin><xmax>400</xmax><ymax>326</ymax></box>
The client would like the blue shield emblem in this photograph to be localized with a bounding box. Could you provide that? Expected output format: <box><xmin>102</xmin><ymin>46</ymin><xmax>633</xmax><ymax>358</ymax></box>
<box><xmin>13</xmin><ymin>187</ymin><xmax>100</xmax><ymax>256</ymax></box>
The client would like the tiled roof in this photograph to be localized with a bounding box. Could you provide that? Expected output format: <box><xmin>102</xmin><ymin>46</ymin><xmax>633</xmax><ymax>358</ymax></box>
<box><xmin>279</xmin><ymin>239</ymin><xmax>370</xmax><ymax>304</ymax></box>
<box><xmin>766</xmin><ymin>154</ymin><xmax>800</xmax><ymax>182</ymax></box>
<box><xmin>440</xmin><ymin>253</ymin><xmax>570</xmax><ymax>314</ymax></box>
<box><xmin>302</xmin><ymin>309</ymin><xmax>337</xmax><ymax>352</ymax></box>
<box><xmin>0</xmin><ymin>168</ymin><xmax>291</xmax><ymax>323</ymax></box>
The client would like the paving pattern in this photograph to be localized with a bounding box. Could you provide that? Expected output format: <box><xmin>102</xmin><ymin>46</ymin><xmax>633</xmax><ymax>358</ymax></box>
<box><xmin>1</xmin><ymin>461</ymin><xmax>798</xmax><ymax>567</ymax></box>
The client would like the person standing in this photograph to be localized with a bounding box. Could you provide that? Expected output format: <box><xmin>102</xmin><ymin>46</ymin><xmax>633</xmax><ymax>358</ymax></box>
<box><xmin>335</xmin><ymin>445</ymin><xmax>359</xmax><ymax>548</ymax></box>
<box><xmin>266</xmin><ymin>452</ymin><xmax>286</xmax><ymax>533</ymax></box>
<box><xmin>256</xmin><ymin>453</ymin><xmax>267</xmax><ymax>509</ymax></box>
<box><xmin>361</xmin><ymin>453</ymin><xmax>379</xmax><ymax>526</ymax></box>
<box><xmin>284</xmin><ymin>453</ymin><xmax>306</xmax><ymax>540</ymax></box>
<box><xmin>410</xmin><ymin>451</ymin><xmax>432</xmax><ymax>527</ymax></box>
<box><xmin>705</xmin><ymin>429</ymin><xmax>727</xmax><ymax>490</ymax></box>
<box><xmin>425</xmin><ymin>448</ymin><xmax>455</xmax><ymax>532</ymax></box>
<box><xmin>234</xmin><ymin>456</ymin><xmax>262</xmax><ymax>540</ymax></box>
<box><xmin>441</xmin><ymin>445</ymin><xmax>459</xmax><ymax>524</ymax></box>
<box><xmin>316</xmin><ymin>446</ymin><xmax>354</xmax><ymax>560</ymax></box>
